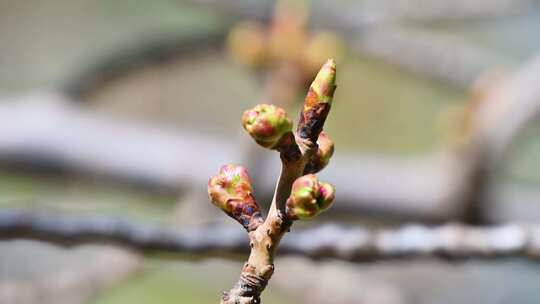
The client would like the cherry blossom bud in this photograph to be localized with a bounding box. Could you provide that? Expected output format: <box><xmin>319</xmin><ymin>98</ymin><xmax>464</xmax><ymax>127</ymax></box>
<box><xmin>242</xmin><ymin>104</ymin><xmax>293</xmax><ymax>149</ymax></box>
<box><xmin>286</xmin><ymin>174</ymin><xmax>335</xmax><ymax>220</ymax></box>
<box><xmin>208</xmin><ymin>164</ymin><xmax>263</xmax><ymax>231</ymax></box>
<box><xmin>298</xmin><ymin>59</ymin><xmax>336</xmax><ymax>141</ymax></box>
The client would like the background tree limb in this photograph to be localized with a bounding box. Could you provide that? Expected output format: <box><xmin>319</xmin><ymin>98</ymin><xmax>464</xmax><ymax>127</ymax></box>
<box><xmin>2</xmin><ymin>209</ymin><xmax>540</xmax><ymax>262</ymax></box>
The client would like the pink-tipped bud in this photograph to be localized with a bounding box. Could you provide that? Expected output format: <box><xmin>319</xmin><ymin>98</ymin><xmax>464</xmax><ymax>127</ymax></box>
<box><xmin>208</xmin><ymin>164</ymin><xmax>263</xmax><ymax>231</ymax></box>
<box><xmin>286</xmin><ymin>174</ymin><xmax>335</xmax><ymax>220</ymax></box>
<box><xmin>306</xmin><ymin>131</ymin><xmax>334</xmax><ymax>173</ymax></box>
<box><xmin>242</xmin><ymin>104</ymin><xmax>293</xmax><ymax>149</ymax></box>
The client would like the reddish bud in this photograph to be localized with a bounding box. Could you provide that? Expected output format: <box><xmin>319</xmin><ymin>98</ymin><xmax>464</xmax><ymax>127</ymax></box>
<box><xmin>286</xmin><ymin>174</ymin><xmax>335</xmax><ymax>220</ymax></box>
<box><xmin>208</xmin><ymin>164</ymin><xmax>263</xmax><ymax>231</ymax></box>
<box><xmin>242</xmin><ymin>104</ymin><xmax>293</xmax><ymax>149</ymax></box>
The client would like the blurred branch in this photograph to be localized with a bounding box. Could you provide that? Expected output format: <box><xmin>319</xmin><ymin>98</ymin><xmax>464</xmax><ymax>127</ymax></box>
<box><xmin>0</xmin><ymin>92</ymin><xmax>238</xmax><ymax>191</ymax></box>
<box><xmin>182</xmin><ymin>0</ymin><xmax>538</xmax><ymax>27</ymax></box>
<box><xmin>2</xmin><ymin>209</ymin><xmax>540</xmax><ymax>261</ymax></box>
<box><xmin>56</xmin><ymin>0</ymin><xmax>529</xmax><ymax>101</ymax></box>
<box><xmin>0</xmin><ymin>93</ymin><xmax>483</xmax><ymax>220</ymax></box>
<box><xmin>184</xmin><ymin>0</ymin><xmax>514</xmax><ymax>90</ymax></box>
<box><xmin>3</xmin><ymin>49</ymin><xmax>540</xmax><ymax>225</ymax></box>
<box><xmin>63</xmin><ymin>29</ymin><xmax>229</xmax><ymax>99</ymax></box>
<box><xmin>352</xmin><ymin>26</ymin><xmax>511</xmax><ymax>88</ymax></box>
<box><xmin>1</xmin><ymin>93</ymin><xmax>456</xmax><ymax>220</ymax></box>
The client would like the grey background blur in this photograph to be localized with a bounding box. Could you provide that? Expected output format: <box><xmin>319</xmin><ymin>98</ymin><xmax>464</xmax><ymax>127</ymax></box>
<box><xmin>1</xmin><ymin>0</ymin><xmax>540</xmax><ymax>303</ymax></box>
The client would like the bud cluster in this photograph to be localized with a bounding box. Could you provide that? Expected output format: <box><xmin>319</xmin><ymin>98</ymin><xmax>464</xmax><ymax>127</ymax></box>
<box><xmin>226</xmin><ymin>1</ymin><xmax>343</xmax><ymax>85</ymax></box>
<box><xmin>209</xmin><ymin>59</ymin><xmax>337</xmax><ymax>231</ymax></box>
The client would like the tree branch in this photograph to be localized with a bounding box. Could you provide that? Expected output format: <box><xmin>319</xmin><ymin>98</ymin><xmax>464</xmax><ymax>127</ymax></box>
<box><xmin>2</xmin><ymin>209</ymin><xmax>540</xmax><ymax>261</ymax></box>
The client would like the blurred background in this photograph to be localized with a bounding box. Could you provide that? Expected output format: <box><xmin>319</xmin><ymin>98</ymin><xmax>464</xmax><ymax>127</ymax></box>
<box><xmin>2</xmin><ymin>0</ymin><xmax>540</xmax><ymax>303</ymax></box>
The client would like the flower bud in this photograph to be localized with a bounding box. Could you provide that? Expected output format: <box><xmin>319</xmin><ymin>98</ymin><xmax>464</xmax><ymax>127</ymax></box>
<box><xmin>242</xmin><ymin>104</ymin><xmax>293</xmax><ymax>149</ymax></box>
<box><xmin>208</xmin><ymin>164</ymin><xmax>263</xmax><ymax>230</ymax></box>
<box><xmin>286</xmin><ymin>174</ymin><xmax>335</xmax><ymax>220</ymax></box>
<box><xmin>305</xmin><ymin>131</ymin><xmax>334</xmax><ymax>173</ymax></box>
<box><xmin>298</xmin><ymin>59</ymin><xmax>336</xmax><ymax>141</ymax></box>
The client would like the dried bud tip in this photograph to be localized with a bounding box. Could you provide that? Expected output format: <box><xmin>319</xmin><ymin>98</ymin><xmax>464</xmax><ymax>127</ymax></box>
<box><xmin>242</xmin><ymin>104</ymin><xmax>293</xmax><ymax>149</ymax></box>
<box><xmin>208</xmin><ymin>164</ymin><xmax>262</xmax><ymax>230</ymax></box>
<box><xmin>286</xmin><ymin>174</ymin><xmax>335</xmax><ymax>220</ymax></box>
<box><xmin>311</xmin><ymin>58</ymin><xmax>336</xmax><ymax>104</ymax></box>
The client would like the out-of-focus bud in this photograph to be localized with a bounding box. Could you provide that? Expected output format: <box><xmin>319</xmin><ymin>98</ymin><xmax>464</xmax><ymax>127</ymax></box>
<box><xmin>227</xmin><ymin>21</ymin><xmax>267</xmax><ymax>67</ymax></box>
<box><xmin>304</xmin><ymin>32</ymin><xmax>344</xmax><ymax>77</ymax></box>
<box><xmin>208</xmin><ymin>164</ymin><xmax>263</xmax><ymax>230</ymax></box>
<box><xmin>306</xmin><ymin>131</ymin><xmax>334</xmax><ymax>173</ymax></box>
<box><xmin>268</xmin><ymin>17</ymin><xmax>306</xmax><ymax>62</ymax></box>
<box><xmin>268</xmin><ymin>0</ymin><xmax>308</xmax><ymax>62</ymax></box>
<box><xmin>286</xmin><ymin>174</ymin><xmax>335</xmax><ymax>220</ymax></box>
<box><xmin>242</xmin><ymin>104</ymin><xmax>293</xmax><ymax>149</ymax></box>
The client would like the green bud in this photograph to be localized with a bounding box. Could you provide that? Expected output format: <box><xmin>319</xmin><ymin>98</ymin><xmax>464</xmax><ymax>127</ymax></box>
<box><xmin>286</xmin><ymin>174</ymin><xmax>335</xmax><ymax>220</ymax></box>
<box><xmin>242</xmin><ymin>104</ymin><xmax>293</xmax><ymax>149</ymax></box>
<box><xmin>208</xmin><ymin>164</ymin><xmax>263</xmax><ymax>230</ymax></box>
<box><xmin>298</xmin><ymin>59</ymin><xmax>336</xmax><ymax>141</ymax></box>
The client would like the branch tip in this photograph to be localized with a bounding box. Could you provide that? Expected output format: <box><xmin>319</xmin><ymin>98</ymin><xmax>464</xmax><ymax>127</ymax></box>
<box><xmin>297</xmin><ymin>59</ymin><xmax>337</xmax><ymax>141</ymax></box>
